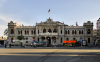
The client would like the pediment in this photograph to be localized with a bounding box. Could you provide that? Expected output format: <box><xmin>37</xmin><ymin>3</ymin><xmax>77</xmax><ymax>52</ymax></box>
<box><xmin>43</xmin><ymin>17</ymin><xmax>55</xmax><ymax>23</ymax></box>
<box><xmin>36</xmin><ymin>17</ymin><xmax>65</xmax><ymax>25</ymax></box>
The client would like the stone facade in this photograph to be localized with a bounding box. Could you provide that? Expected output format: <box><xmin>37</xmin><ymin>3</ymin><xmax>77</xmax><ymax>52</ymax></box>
<box><xmin>8</xmin><ymin>17</ymin><xmax>93</xmax><ymax>45</ymax></box>
<box><xmin>97</xmin><ymin>18</ymin><xmax>100</xmax><ymax>39</ymax></box>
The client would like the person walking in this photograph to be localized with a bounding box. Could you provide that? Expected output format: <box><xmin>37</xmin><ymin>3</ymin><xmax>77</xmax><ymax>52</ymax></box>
<box><xmin>9</xmin><ymin>44</ymin><xmax>11</xmax><ymax>48</ymax></box>
<box><xmin>5</xmin><ymin>43</ymin><xmax>6</xmax><ymax>48</ymax></box>
<box><xmin>32</xmin><ymin>38</ymin><xmax>36</xmax><ymax>48</ymax></box>
<box><xmin>31</xmin><ymin>43</ymin><xmax>33</xmax><ymax>47</ymax></box>
<box><xmin>54</xmin><ymin>39</ymin><xmax>56</xmax><ymax>47</ymax></box>
<box><xmin>34</xmin><ymin>42</ymin><xmax>36</xmax><ymax>48</ymax></box>
<box><xmin>95</xmin><ymin>41</ymin><xmax>96</xmax><ymax>46</ymax></box>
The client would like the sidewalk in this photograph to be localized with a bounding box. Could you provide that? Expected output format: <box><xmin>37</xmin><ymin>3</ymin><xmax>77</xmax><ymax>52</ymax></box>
<box><xmin>1</xmin><ymin>45</ymin><xmax>100</xmax><ymax>49</ymax></box>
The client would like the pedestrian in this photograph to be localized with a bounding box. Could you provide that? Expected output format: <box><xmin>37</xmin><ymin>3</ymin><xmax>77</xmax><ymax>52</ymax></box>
<box><xmin>9</xmin><ymin>44</ymin><xmax>11</xmax><ymax>48</ymax></box>
<box><xmin>21</xmin><ymin>42</ymin><xmax>22</xmax><ymax>47</ymax></box>
<box><xmin>31</xmin><ymin>43</ymin><xmax>33</xmax><ymax>47</ymax></box>
<box><xmin>95</xmin><ymin>42</ymin><xmax>96</xmax><ymax>46</ymax></box>
<box><xmin>54</xmin><ymin>40</ymin><xmax>56</xmax><ymax>47</ymax></box>
<box><xmin>34</xmin><ymin>42</ymin><xmax>36</xmax><ymax>48</ymax></box>
<box><xmin>23</xmin><ymin>44</ymin><xmax>25</xmax><ymax>48</ymax></box>
<box><xmin>54</xmin><ymin>39</ymin><xmax>56</xmax><ymax>44</ymax></box>
<box><xmin>5</xmin><ymin>43</ymin><xmax>6</xmax><ymax>48</ymax></box>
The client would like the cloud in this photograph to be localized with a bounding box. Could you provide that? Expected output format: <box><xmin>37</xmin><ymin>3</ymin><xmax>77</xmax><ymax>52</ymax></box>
<box><xmin>90</xmin><ymin>16</ymin><xmax>100</xmax><ymax>22</ymax></box>
<box><xmin>0</xmin><ymin>14</ymin><xmax>31</xmax><ymax>26</ymax></box>
<box><xmin>0</xmin><ymin>14</ymin><xmax>31</xmax><ymax>37</ymax></box>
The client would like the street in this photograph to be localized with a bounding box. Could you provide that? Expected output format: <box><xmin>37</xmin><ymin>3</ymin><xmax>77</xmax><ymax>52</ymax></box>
<box><xmin>0</xmin><ymin>47</ymin><xmax>100</xmax><ymax>62</ymax></box>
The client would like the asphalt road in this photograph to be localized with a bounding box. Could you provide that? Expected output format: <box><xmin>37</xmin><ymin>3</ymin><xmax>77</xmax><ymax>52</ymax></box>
<box><xmin>0</xmin><ymin>47</ymin><xmax>100</xmax><ymax>62</ymax></box>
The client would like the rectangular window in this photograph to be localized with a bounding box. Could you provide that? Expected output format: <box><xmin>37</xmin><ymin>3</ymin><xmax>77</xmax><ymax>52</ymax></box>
<box><xmin>88</xmin><ymin>38</ymin><xmax>90</xmax><ymax>43</ymax></box>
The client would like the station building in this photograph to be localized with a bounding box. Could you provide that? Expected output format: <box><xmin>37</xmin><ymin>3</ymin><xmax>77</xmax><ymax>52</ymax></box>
<box><xmin>8</xmin><ymin>17</ymin><xmax>93</xmax><ymax>45</ymax></box>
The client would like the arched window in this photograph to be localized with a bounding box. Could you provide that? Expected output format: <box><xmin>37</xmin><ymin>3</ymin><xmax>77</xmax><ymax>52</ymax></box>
<box><xmin>87</xmin><ymin>29</ymin><xmax>91</xmax><ymax>34</ymax></box>
<box><xmin>82</xmin><ymin>30</ymin><xmax>83</xmax><ymax>34</ymax></box>
<box><xmin>65</xmin><ymin>30</ymin><xmax>67</xmax><ymax>34</ymax></box>
<box><xmin>43</xmin><ymin>28</ymin><xmax>46</xmax><ymax>33</ymax></box>
<box><xmin>61</xmin><ymin>30</ymin><xmax>62</xmax><ymax>34</ymax></box>
<box><xmin>31</xmin><ymin>30</ymin><xmax>33</xmax><ymax>34</ymax></box>
<box><xmin>66</xmin><ymin>38</ymin><xmax>69</xmax><ymax>40</ymax></box>
<box><xmin>21</xmin><ymin>30</ymin><xmax>22</xmax><ymax>34</ymax></box>
<box><xmin>18</xmin><ymin>30</ymin><xmax>20</xmax><ymax>34</ymax></box>
<box><xmin>11</xmin><ymin>38</ymin><xmax>13</xmax><ymax>43</ymax></box>
<box><xmin>48</xmin><ymin>29</ymin><xmax>52</xmax><ymax>33</ymax></box>
<box><xmin>73</xmin><ymin>38</ymin><xmax>75</xmax><ymax>40</ymax></box>
<box><xmin>34</xmin><ymin>30</ymin><xmax>36</xmax><ymax>34</ymax></box>
<box><xmin>53</xmin><ymin>29</ymin><xmax>57</xmax><ymax>33</ymax></box>
<box><xmin>26</xmin><ymin>38</ymin><xmax>28</xmax><ymax>40</ymax></box>
<box><xmin>38</xmin><ymin>30</ymin><xmax>39</xmax><ymax>34</ymax></box>
<box><xmin>68</xmin><ymin>30</ymin><xmax>70</xmax><ymax>34</ymax></box>
<box><xmin>72</xmin><ymin>30</ymin><xmax>74</xmax><ymax>34</ymax></box>
<box><xmin>79</xmin><ymin>30</ymin><xmax>81</xmax><ymax>34</ymax></box>
<box><xmin>11</xmin><ymin>29</ymin><xmax>14</xmax><ymax>34</ymax></box>
<box><xmin>61</xmin><ymin>38</ymin><xmax>62</xmax><ymax>43</ymax></box>
<box><xmin>75</xmin><ymin>30</ymin><xmax>77</xmax><ymax>34</ymax></box>
<box><xmin>25</xmin><ymin>30</ymin><xmax>26</xmax><ymax>34</ymax></box>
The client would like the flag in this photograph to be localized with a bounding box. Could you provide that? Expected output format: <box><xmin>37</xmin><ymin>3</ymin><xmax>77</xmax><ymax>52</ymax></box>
<box><xmin>48</xmin><ymin>9</ymin><xmax>50</xmax><ymax>13</ymax></box>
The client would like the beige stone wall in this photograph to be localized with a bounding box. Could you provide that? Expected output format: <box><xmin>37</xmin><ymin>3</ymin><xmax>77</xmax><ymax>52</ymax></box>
<box><xmin>8</xmin><ymin>18</ymin><xmax>93</xmax><ymax>45</ymax></box>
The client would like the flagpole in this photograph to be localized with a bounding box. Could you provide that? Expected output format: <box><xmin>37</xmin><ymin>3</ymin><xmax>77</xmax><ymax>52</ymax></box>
<box><xmin>48</xmin><ymin>9</ymin><xmax>51</xmax><ymax>18</ymax></box>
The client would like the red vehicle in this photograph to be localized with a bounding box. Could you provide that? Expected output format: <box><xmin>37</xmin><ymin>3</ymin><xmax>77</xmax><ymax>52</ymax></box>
<box><xmin>63</xmin><ymin>40</ymin><xmax>76</xmax><ymax>46</ymax></box>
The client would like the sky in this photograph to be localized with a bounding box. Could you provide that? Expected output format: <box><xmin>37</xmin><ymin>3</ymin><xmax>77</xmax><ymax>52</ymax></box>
<box><xmin>0</xmin><ymin>0</ymin><xmax>100</xmax><ymax>37</ymax></box>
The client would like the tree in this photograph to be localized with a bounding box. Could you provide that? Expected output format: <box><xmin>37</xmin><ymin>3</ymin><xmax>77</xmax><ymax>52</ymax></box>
<box><xmin>17</xmin><ymin>35</ymin><xmax>25</xmax><ymax>40</ymax></box>
<box><xmin>4</xmin><ymin>28</ymin><xmax>8</xmax><ymax>36</ymax></box>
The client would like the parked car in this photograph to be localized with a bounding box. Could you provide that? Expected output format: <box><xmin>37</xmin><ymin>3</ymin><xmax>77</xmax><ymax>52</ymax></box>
<box><xmin>88</xmin><ymin>43</ymin><xmax>95</xmax><ymax>47</ymax></box>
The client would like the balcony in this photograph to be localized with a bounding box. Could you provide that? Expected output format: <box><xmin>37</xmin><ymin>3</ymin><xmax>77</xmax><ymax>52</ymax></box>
<box><xmin>87</xmin><ymin>34</ymin><xmax>92</xmax><ymax>36</ymax></box>
<box><xmin>10</xmin><ymin>34</ymin><xmax>14</xmax><ymax>36</ymax></box>
<box><xmin>39</xmin><ymin>32</ymin><xmax>58</xmax><ymax>36</ymax></box>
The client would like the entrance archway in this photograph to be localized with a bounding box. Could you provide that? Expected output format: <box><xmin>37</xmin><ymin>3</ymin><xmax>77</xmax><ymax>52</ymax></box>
<box><xmin>41</xmin><ymin>37</ymin><xmax>45</xmax><ymax>42</ymax></box>
<box><xmin>52</xmin><ymin>37</ymin><xmax>56</xmax><ymax>44</ymax></box>
<box><xmin>46</xmin><ymin>37</ymin><xmax>51</xmax><ymax>44</ymax></box>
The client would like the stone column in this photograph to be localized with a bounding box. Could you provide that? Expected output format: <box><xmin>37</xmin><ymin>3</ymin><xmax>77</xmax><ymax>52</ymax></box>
<box><xmin>29</xmin><ymin>30</ymin><xmax>31</xmax><ymax>36</ymax></box>
<box><xmin>52</xmin><ymin>29</ymin><xmax>53</xmax><ymax>33</ymax></box>
<box><xmin>39</xmin><ymin>37</ymin><xmax>41</xmax><ymax>45</ymax></box>
<box><xmin>22</xmin><ymin>30</ymin><xmax>25</xmax><ymax>36</ymax></box>
<box><xmin>51</xmin><ymin>37</ymin><xmax>52</xmax><ymax>44</ymax></box>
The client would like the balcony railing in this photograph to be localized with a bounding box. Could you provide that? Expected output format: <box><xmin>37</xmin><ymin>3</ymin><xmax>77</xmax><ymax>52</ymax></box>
<box><xmin>39</xmin><ymin>32</ymin><xmax>58</xmax><ymax>35</ymax></box>
<box><xmin>10</xmin><ymin>34</ymin><xmax>14</xmax><ymax>36</ymax></box>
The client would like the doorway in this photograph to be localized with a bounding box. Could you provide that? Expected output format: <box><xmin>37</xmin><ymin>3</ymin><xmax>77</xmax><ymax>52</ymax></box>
<box><xmin>46</xmin><ymin>37</ymin><xmax>51</xmax><ymax>44</ymax></box>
